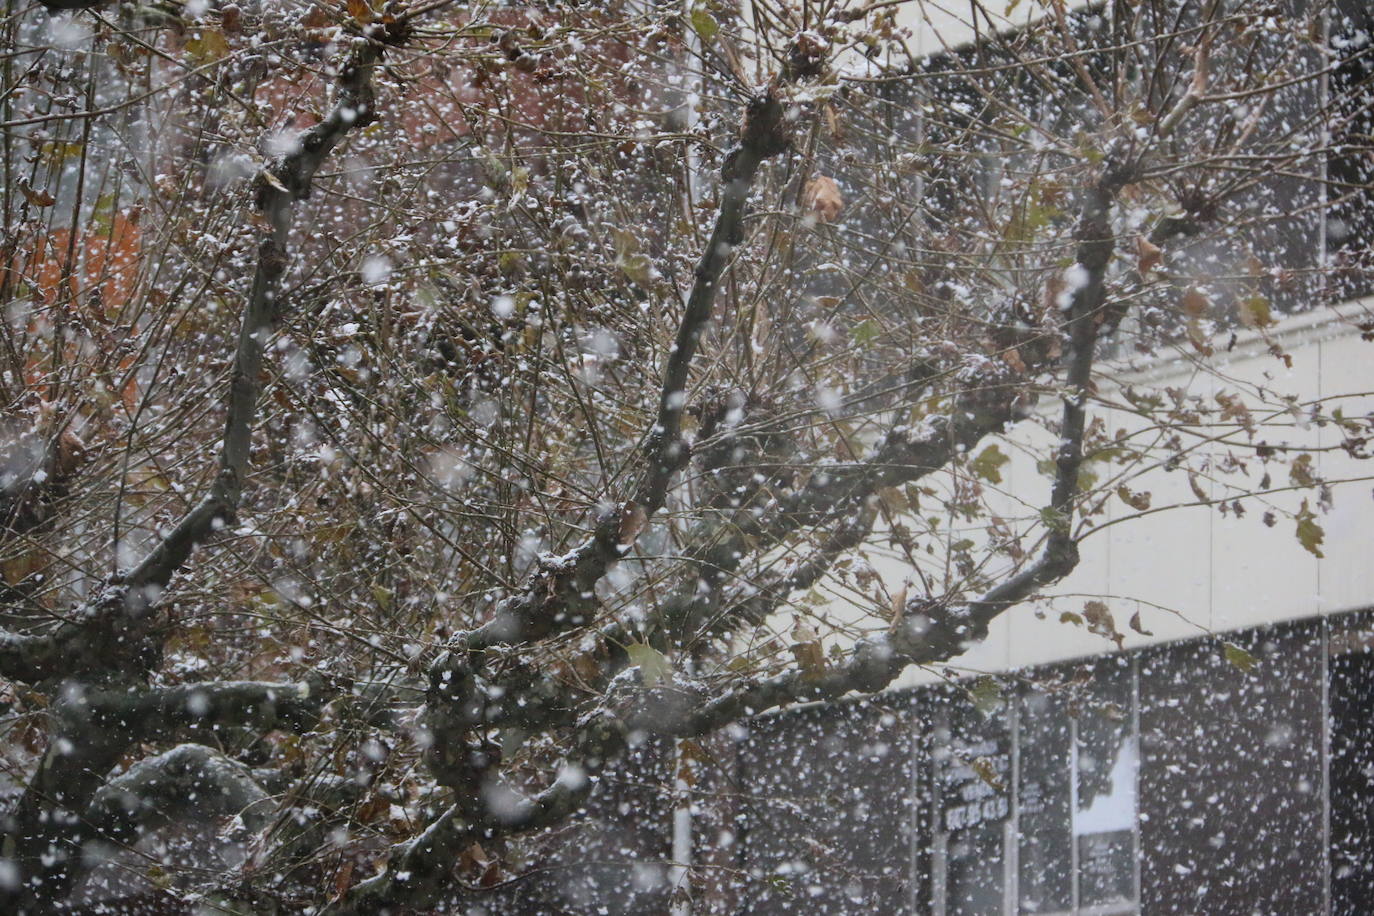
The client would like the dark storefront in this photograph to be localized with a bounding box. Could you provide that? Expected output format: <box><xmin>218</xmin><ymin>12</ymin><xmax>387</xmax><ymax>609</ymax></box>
<box><xmin>724</xmin><ymin>609</ymin><xmax>1374</xmax><ymax>914</ymax></box>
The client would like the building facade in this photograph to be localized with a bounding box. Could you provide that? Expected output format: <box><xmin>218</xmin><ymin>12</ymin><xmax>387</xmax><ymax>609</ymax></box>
<box><xmin>726</xmin><ymin>608</ymin><xmax>1374</xmax><ymax>915</ymax></box>
<box><xmin>706</xmin><ymin>2</ymin><xmax>1374</xmax><ymax>913</ymax></box>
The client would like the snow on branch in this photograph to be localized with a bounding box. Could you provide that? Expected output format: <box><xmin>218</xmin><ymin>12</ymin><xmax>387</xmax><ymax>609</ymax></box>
<box><xmin>84</xmin><ymin>743</ymin><xmax>271</xmax><ymax>853</ymax></box>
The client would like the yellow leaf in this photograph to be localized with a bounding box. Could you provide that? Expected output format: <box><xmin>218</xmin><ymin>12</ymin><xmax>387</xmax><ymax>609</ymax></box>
<box><xmin>617</xmin><ymin>252</ymin><xmax>653</xmax><ymax>287</ymax></box>
<box><xmin>1289</xmin><ymin>453</ymin><xmax>1317</xmax><ymax>488</ymax></box>
<box><xmin>259</xmin><ymin>169</ymin><xmax>290</xmax><ymax>193</ymax></box>
<box><xmin>822</xmin><ymin>102</ymin><xmax>841</xmax><ymax>139</ymax></box>
<box><xmin>1295</xmin><ymin>499</ymin><xmax>1325</xmax><ymax>558</ymax></box>
<box><xmin>790</xmin><ymin>623</ymin><xmax>827</xmax><ymax>681</ymax></box>
<box><xmin>1237</xmin><ymin>294</ymin><xmax>1273</xmax><ymax>329</ymax></box>
<box><xmin>1223</xmin><ymin>641</ymin><xmax>1259</xmax><ymax>673</ymax></box>
<box><xmin>888</xmin><ymin>582</ymin><xmax>908</xmax><ymax>632</ymax></box>
<box><xmin>970</xmin><ymin>756</ymin><xmax>1005</xmax><ymax>791</ymax></box>
<box><xmin>186</xmin><ymin>29</ymin><xmax>229</xmax><ymax>64</ymax></box>
<box><xmin>689</xmin><ymin>6</ymin><xmax>719</xmax><ymax>43</ymax></box>
<box><xmin>626</xmin><ymin>642</ymin><xmax>672</xmax><ymax>687</ymax></box>
<box><xmin>970</xmin><ymin>676</ymin><xmax>1002</xmax><ymax>717</ymax></box>
<box><xmin>969</xmin><ymin>444</ymin><xmax>1009</xmax><ymax>485</ymax></box>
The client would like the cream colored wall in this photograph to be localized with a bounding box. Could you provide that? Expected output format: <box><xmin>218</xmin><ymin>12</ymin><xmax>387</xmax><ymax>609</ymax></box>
<box><xmin>891</xmin><ymin>0</ymin><xmax>1059</xmax><ymax>56</ymax></box>
<box><xmin>866</xmin><ymin>302</ymin><xmax>1374</xmax><ymax>687</ymax></box>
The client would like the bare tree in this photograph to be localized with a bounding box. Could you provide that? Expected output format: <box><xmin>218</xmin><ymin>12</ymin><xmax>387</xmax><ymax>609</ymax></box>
<box><xmin>0</xmin><ymin>0</ymin><xmax>1370</xmax><ymax>911</ymax></box>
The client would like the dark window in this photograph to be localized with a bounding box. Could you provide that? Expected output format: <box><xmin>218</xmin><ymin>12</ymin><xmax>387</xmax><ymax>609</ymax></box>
<box><xmin>1329</xmin><ymin>611</ymin><xmax>1374</xmax><ymax>915</ymax></box>
<box><xmin>736</xmin><ymin>698</ymin><xmax>919</xmax><ymax>914</ymax></box>
<box><xmin>1139</xmin><ymin>622</ymin><xmax>1324</xmax><ymax>913</ymax></box>
<box><xmin>713</xmin><ymin>616</ymin><xmax>1356</xmax><ymax>916</ymax></box>
<box><xmin>1072</xmin><ymin>658</ymin><xmax>1137</xmax><ymax>910</ymax></box>
<box><xmin>1329</xmin><ymin>0</ymin><xmax>1374</xmax><ymax>299</ymax></box>
<box><xmin>1017</xmin><ymin>684</ymin><xmax>1073</xmax><ymax>914</ymax></box>
<box><xmin>924</xmin><ymin>686</ymin><xmax>1012</xmax><ymax>914</ymax></box>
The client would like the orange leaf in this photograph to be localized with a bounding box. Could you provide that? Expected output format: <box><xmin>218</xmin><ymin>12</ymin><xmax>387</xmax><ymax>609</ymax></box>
<box><xmin>333</xmin><ymin>860</ymin><xmax>355</xmax><ymax>898</ymax></box>
<box><xmin>1185</xmin><ymin>318</ymin><xmax>1212</xmax><ymax>355</ymax></box>
<box><xmin>1136</xmin><ymin>236</ymin><xmax>1162</xmax><ymax>274</ymax></box>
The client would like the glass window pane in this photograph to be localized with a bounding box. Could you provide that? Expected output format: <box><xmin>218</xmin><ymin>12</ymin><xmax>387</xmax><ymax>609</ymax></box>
<box><xmin>928</xmin><ymin>686</ymin><xmax>1011</xmax><ymax>913</ymax></box>
<box><xmin>1017</xmin><ymin>686</ymin><xmax>1071</xmax><ymax>913</ymax></box>
<box><xmin>1074</xmin><ymin>659</ymin><xmax>1137</xmax><ymax>908</ymax></box>
<box><xmin>947</xmin><ymin>822</ymin><xmax>1006</xmax><ymax>916</ymax></box>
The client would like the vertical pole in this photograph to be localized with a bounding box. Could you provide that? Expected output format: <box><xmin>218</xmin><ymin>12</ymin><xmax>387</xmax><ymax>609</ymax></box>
<box><xmin>1069</xmin><ymin>711</ymin><xmax>1080</xmax><ymax>914</ymax></box>
<box><xmin>1007</xmin><ymin>694</ymin><xmax>1020</xmax><ymax>915</ymax></box>
<box><xmin>669</xmin><ymin>738</ymin><xmax>693</xmax><ymax>916</ymax></box>
<box><xmin>1321</xmin><ymin>617</ymin><xmax>1332</xmax><ymax>915</ymax></box>
<box><xmin>1132</xmin><ymin>655</ymin><xmax>1143</xmax><ymax>910</ymax></box>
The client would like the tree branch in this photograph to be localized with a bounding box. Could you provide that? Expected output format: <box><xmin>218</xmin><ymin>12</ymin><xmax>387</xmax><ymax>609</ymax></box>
<box><xmin>0</xmin><ymin>18</ymin><xmax>426</xmax><ymax>910</ymax></box>
<box><xmin>76</xmin><ymin>678</ymin><xmax>329</xmax><ymax>742</ymax></box>
<box><xmin>37</xmin><ymin>0</ymin><xmax>109</xmax><ymax>9</ymax></box>
<box><xmin>423</xmin><ymin>385</ymin><xmax>1019</xmax><ymax>742</ymax></box>
<box><xmin>84</xmin><ymin>743</ymin><xmax>272</xmax><ymax>853</ymax></box>
<box><xmin>125</xmin><ymin>27</ymin><xmax>400</xmax><ymax>595</ymax></box>
<box><xmin>0</xmin><ymin>23</ymin><xmax>412</xmax><ymax>686</ymax></box>
<box><xmin>399</xmin><ymin>166</ymin><xmax>1135</xmax><ymax>894</ymax></box>
<box><xmin>332</xmin><ymin>710</ymin><xmax>626</xmax><ymax>914</ymax></box>
<box><xmin>444</xmin><ymin>89</ymin><xmax>794</xmax><ymax>657</ymax></box>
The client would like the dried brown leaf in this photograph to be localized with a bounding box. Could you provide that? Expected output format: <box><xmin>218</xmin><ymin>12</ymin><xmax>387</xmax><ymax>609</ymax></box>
<box><xmin>18</xmin><ymin>181</ymin><xmax>55</xmax><ymax>207</ymax></box>
<box><xmin>617</xmin><ymin>500</ymin><xmax>647</xmax><ymax>548</ymax></box>
<box><xmin>802</xmin><ymin>175</ymin><xmax>843</xmax><ymax>224</ymax></box>
<box><xmin>1136</xmin><ymin>236</ymin><xmax>1163</xmax><ymax>274</ymax></box>
<box><xmin>1181</xmin><ymin>287</ymin><xmax>1210</xmax><ymax>318</ymax></box>
<box><xmin>790</xmin><ymin>623</ymin><xmax>827</xmax><ymax>681</ymax></box>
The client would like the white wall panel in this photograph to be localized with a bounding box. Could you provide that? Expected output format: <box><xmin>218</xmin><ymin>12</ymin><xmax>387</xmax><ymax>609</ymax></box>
<box><xmin>833</xmin><ymin>303</ymin><xmax>1374</xmax><ymax>684</ymax></box>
